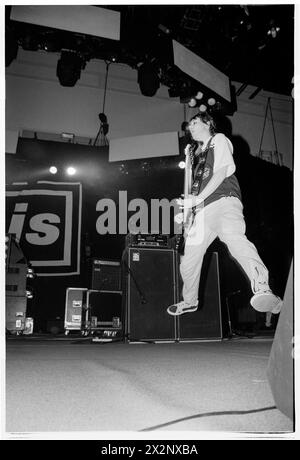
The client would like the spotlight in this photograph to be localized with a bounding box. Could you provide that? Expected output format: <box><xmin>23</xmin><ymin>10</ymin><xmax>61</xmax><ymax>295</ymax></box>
<box><xmin>118</xmin><ymin>164</ymin><xmax>128</xmax><ymax>175</ymax></box>
<box><xmin>188</xmin><ymin>98</ymin><xmax>197</xmax><ymax>108</ymax></box>
<box><xmin>208</xmin><ymin>98</ymin><xmax>216</xmax><ymax>106</ymax></box>
<box><xmin>49</xmin><ymin>166</ymin><xmax>57</xmax><ymax>174</ymax></box>
<box><xmin>199</xmin><ymin>104</ymin><xmax>207</xmax><ymax>112</ymax></box>
<box><xmin>267</xmin><ymin>20</ymin><xmax>280</xmax><ymax>39</ymax></box>
<box><xmin>26</xmin><ymin>289</ymin><xmax>33</xmax><ymax>299</ymax></box>
<box><xmin>41</xmin><ymin>34</ymin><xmax>61</xmax><ymax>53</ymax></box>
<box><xmin>66</xmin><ymin>167</ymin><xmax>76</xmax><ymax>176</ymax></box>
<box><xmin>195</xmin><ymin>91</ymin><xmax>203</xmax><ymax>100</ymax></box>
<box><xmin>141</xmin><ymin>161</ymin><xmax>151</xmax><ymax>173</ymax></box>
<box><xmin>158</xmin><ymin>24</ymin><xmax>171</xmax><ymax>35</ymax></box>
<box><xmin>178</xmin><ymin>161</ymin><xmax>186</xmax><ymax>169</ymax></box>
<box><xmin>61</xmin><ymin>132</ymin><xmax>75</xmax><ymax>142</ymax></box>
<box><xmin>27</xmin><ymin>268</ymin><xmax>35</xmax><ymax>279</ymax></box>
<box><xmin>56</xmin><ymin>51</ymin><xmax>85</xmax><ymax>87</ymax></box>
<box><xmin>268</xmin><ymin>26</ymin><xmax>280</xmax><ymax>38</ymax></box>
<box><xmin>137</xmin><ymin>62</ymin><xmax>160</xmax><ymax>97</ymax></box>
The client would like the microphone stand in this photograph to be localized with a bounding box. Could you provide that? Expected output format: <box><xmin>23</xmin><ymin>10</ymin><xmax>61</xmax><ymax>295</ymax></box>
<box><xmin>122</xmin><ymin>254</ymin><xmax>147</xmax><ymax>305</ymax></box>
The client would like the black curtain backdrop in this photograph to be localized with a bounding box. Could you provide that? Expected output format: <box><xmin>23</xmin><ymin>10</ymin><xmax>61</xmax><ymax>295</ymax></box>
<box><xmin>6</xmin><ymin>136</ymin><xmax>293</xmax><ymax>331</ymax></box>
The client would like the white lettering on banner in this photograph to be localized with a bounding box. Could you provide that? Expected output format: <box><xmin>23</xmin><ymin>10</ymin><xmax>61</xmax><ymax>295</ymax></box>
<box><xmin>26</xmin><ymin>213</ymin><xmax>61</xmax><ymax>245</ymax></box>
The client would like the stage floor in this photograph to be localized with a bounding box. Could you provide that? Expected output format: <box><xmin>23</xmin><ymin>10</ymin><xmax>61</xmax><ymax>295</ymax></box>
<box><xmin>5</xmin><ymin>336</ymin><xmax>293</xmax><ymax>437</ymax></box>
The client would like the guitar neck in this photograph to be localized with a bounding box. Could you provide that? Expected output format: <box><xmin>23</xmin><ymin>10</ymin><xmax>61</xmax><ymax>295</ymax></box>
<box><xmin>183</xmin><ymin>148</ymin><xmax>192</xmax><ymax>221</ymax></box>
<box><xmin>184</xmin><ymin>147</ymin><xmax>192</xmax><ymax>195</ymax></box>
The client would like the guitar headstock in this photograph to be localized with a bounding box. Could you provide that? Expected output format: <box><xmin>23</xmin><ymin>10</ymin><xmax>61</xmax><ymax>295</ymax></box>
<box><xmin>184</xmin><ymin>144</ymin><xmax>195</xmax><ymax>165</ymax></box>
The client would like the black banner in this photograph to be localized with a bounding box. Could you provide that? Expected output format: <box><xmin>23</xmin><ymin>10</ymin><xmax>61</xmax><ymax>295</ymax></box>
<box><xmin>6</xmin><ymin>181</ymin><xmax>82</xmax><ymax>276</ymax></box>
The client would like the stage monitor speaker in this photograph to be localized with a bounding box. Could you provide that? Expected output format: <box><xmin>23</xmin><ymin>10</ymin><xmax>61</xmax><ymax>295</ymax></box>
<box><xmin>125</xmin><ymin>248</ymin><xmax>178</xmax><ymax>341</ymax></box>
<box><xmin>178</xmin><ymin>251</ymin><xmax>223</xmax><ymax>340</ymax></box>
<box><xmin>89</xmin><ymin>258</ymin><xmax>122</xmax><ymax>292</ymax></box>
<box><xmin>267</xmin><ymin>261</ymin><xmax>294</xmax><ymax>422</ymax></box>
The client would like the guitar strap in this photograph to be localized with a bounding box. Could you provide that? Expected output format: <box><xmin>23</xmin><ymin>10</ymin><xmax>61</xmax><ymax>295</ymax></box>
<box><xmin>191</xmin><ymin>135</ymin><xmax>215</xmax><ymax>196</ymax></box>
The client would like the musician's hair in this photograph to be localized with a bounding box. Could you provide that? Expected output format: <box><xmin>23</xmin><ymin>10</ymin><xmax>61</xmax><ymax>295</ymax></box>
<box><xmin>188</xmin><ymin>112</ymin><xmax>216</xmax><ymax>135</ymax></box>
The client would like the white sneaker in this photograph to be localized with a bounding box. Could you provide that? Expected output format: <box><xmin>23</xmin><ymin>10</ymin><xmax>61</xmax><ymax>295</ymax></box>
<box><xmin>167</xmin><ymin>300</ymin><xmax>199</xmax><ymax>316</ymax></box>
<box><xmin>250</xmin><ymin>291</ymin><xmax>283</xmax><ymax>314</ymax></box>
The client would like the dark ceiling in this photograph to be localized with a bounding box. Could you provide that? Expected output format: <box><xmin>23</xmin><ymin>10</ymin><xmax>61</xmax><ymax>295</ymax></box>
<box><xmin>6</xmin><ymin>4</ymin><xmax>294</xmax><ymax>97</ymax></box>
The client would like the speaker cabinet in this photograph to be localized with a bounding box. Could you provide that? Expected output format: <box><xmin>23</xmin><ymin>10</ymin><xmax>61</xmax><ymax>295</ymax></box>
<box><xmin>124</xmin><ymin>248</ymin><xmax>222</xmax><ymax>342</ymax></box>
<box><xmin>125</xmin><ymin>248</ymin><xmax>178</xmax><ymax>341</ymax></box>
<box><xmin>88</xmin><ymin>258</ymin><xmax>121</xmax><ymax>292</ymax></box>
<box><xmin>178</xmin><ymin>251</ymin><xmax>223</xmax><ymax>340</ymax></box>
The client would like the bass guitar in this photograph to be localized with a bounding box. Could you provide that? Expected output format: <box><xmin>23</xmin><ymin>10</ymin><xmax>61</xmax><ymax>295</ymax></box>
<box><xmin>176</xmin><ymin>142</ymin><xmax>196</xmax><ymax>254</ymax></box>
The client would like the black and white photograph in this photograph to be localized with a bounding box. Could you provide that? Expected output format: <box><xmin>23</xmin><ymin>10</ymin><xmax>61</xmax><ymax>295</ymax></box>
<box><xmin>2</xmin><ymin>1</ymin><xmax>298</xmax><ymax>442</ymax></box>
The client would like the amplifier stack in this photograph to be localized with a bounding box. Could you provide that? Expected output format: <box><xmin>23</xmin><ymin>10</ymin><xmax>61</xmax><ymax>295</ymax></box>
<box><xmin>64</xmin><ymin>235</ymin><xmax>223</xmax><ymax>342</ymax></box>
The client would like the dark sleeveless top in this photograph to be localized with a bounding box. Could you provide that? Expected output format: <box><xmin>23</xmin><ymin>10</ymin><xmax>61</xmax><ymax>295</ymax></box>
<box><xmin>191</xmin><ymin>135</ymin><xmax>242</xmax><ymax>208</ymax></box>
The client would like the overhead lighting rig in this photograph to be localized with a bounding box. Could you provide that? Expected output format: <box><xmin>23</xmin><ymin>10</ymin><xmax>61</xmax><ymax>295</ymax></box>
<box><xmin>56</xmin><ymin>50</ymin><xmax>86</xmax><ymax>87</ymax></box>
<box><xmin>137</xmin><ymin>60</ymin><xmax>160</xmax><ymax>97</ymax></box>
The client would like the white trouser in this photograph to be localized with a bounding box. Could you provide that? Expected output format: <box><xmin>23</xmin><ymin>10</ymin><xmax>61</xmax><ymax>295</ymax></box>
<box><xmin>180</xmin><ymin>197</ymin><xmax>270</xmax><ymax>305</ymax></box>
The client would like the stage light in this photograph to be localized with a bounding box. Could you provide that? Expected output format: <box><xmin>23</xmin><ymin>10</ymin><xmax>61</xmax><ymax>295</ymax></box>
<box><xmin>66</xmin><ymin>166</ymin><xmax>76</xmax><ymax>176</ymax></box>
<box><xmin>141</xmin><ymin>161</ymin><xmax>151</xmax><ymax>173</ymax></box>
<box><xmin>267</xmin><ymin>19</ymin><xmax>280</xmax><ymax>39</ymax></box>
<box><xmin>27</xmin><ymin>268</ymin><xmax>35</xmax><ymax>279</ymax></box>
<box><xmin>195</xmin><ymin>91</ymin><xmax>203</xmax><ymax>100</ymax></box>
<box><xmin>158</xmin><ymin>24</ymin><xmax>171</xmax><ymax>35</ymax></box>
<box><xmin>268</xmin><ymin>26</ymin><xmax>280</xmax><ymax>38</ymax></box>
<box><xmin>61</xmin><ymin>132</ymin><xmax>75</xmax><ymax>140</ymax></box>
<box><xmin>56</xmin><ymin>50</ymin><xmax>85</xmax><ymax>87</ymax></box>
<box><xmin>208</xmin><ymin>98</ymin><xmax>216</xmax><ymax>106</ymax></box>
<box><xmin>188</xmin><ymin>98</ymin><xmax>197</xmax><ymax>107</ymax></box>
<box><xmin>26</xmin><ymin>289</ymin><xmax>33</xmax><ymax>299</ymax></box>
<box><xmin>178</xmin><ymin>161</ymin><xmax>186</xmax><ymax>169</ymax></box>
<box><xmin>199</xmin><ymin>104</ymin><xmax>207</xmax><ymax>112</ymax></box>
<box><xmin>49</xmin><ymin>166</ymin><xmax>57</xmax><ymax>174</ymax></box>
<box><xmin>118</xmin><ymin>164</ymin><xmax>128</xmax><ymax>175</ymax></box>
<box><xmin>137</xmin><ymin>62</ymin><xmax>160</xmax><ymax>97</ymax></box>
